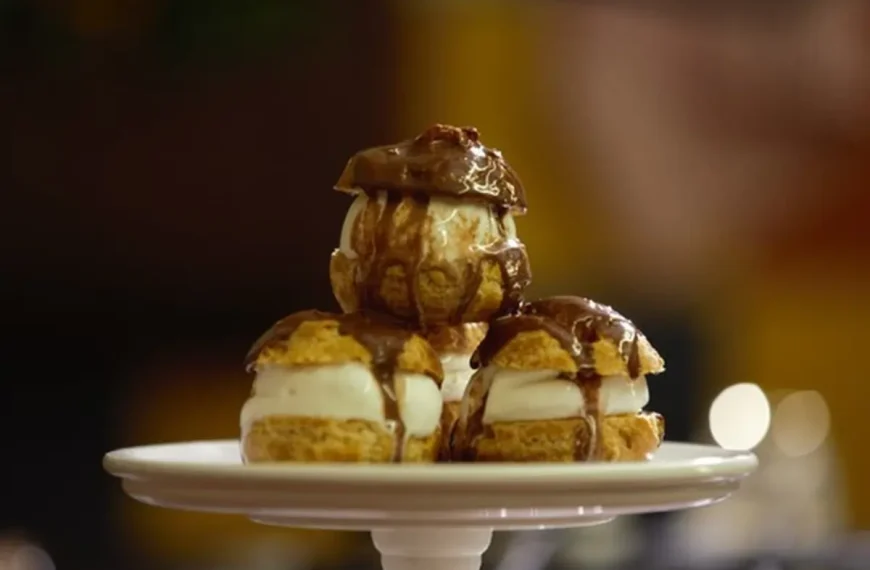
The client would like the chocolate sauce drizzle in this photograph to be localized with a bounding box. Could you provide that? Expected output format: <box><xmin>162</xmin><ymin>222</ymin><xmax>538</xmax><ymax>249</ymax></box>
<box><xmin>347</xmin><ymin>190</ymin><xmax>531</xmax><ymax>328</ymax></box>
<box><xmin>245</xmin><ymin>310</ymin><xmax>442</xmax><ymax>462</ymax></box>
<box><xmin>335</xmin><ymin>124</ymin><xmax>528</xmax><ymax>214</ymax></box>
<box><xmin>468</xmin><ymin>296</ymin><xmax>644</xmax><ymax>461</ymax></box>
<box><xmin>456</xmin><ymin>366</ymin><xmax>493</xmax><ymax>462</ymax></box>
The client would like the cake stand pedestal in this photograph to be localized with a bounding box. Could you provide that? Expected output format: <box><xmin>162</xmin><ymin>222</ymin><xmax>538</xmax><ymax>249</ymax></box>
<box><xmin>104</xmin><ymin>440</ymin><xmax>757</xmax><ymax>570</ymax></box>
<box><xmin>372</xmin><ymin>528</ymin><xmax>491</xmax><ymax>570</ymax></box>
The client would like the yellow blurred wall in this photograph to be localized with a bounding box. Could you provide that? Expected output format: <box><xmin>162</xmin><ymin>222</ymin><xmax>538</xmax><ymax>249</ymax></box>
<box><xmin>718</xmin><ymin>182</ymin><xmax>870</xmax><ymax>527</ymax></box>
<box><xmin>393</xmin><ymin>0</ymin><xmax>613</xmax><ymax>297</ymax></box>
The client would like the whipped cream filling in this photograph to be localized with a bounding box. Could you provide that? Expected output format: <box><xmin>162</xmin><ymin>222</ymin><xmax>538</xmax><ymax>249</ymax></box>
<box><xmin>241</xmin><ymin>363</ymin><xmax>443</xmax><ymax>438</ymax></box>
<box><xmin>440</xmin><ymin>354</ymin><xmax>476</xmax><ymax>403</ymax></box>
<box><xmin>339</xmin><ymin>192</ymin><xmax>517</xmax><ymax>262</ymax></box>
<box><xmin>481</xmin><ymin>368</ymin><xmax>650</xmax><ymax>425</ymax></box>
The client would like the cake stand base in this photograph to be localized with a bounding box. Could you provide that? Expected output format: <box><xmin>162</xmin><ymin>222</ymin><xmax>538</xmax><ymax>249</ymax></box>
<box><xmin>104</xmin><ymin>440</ymin><xmax>758</xmax><ymax>570</ymax></box>
<box><xmin>250</xmin><ymin>512</ymin><xmax>615</xmax><ymax>570</ymax></box>
<box><xmin>372</xmin><ymin>528</ymin><xmax>492</xmax><ymax>570</ymax></box>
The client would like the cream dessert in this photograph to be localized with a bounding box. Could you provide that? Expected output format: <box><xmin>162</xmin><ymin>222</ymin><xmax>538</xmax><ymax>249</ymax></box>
<box><xmin>479</xmin><ymin>370</ymin><xmax>650</xmax><ymax>425</ymax></box>
<box><xmin>329</xmin><ymin>124</ymin><xmax>532</xmax><ymax>327</ymax></box>
<box><xmin>241</xmin><ymin>310</ymin><xmax>444</xmax><ymax>463</ymax></box>
<box><xmin>440</xmin><ymin>354</ymin><xmax>478</xmax><ymax>403</ymax></box>
<box><xmin>454</xmin><ymin>296</ymin><xmax>665</xmax><ymax>463</ymax></box>
<box><xmin>241</xmin><ymin>363</ymin><xmax>443</xmax><ymax>444</ymax></box>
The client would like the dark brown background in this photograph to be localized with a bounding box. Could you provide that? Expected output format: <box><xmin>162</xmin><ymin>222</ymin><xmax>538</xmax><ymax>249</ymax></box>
<box><xmin>1</xmin><ymin>2</ymin><xmax>398</xmax><ymax>566</ymax></box>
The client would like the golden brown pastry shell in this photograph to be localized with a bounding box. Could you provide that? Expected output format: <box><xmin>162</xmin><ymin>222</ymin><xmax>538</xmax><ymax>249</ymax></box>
<box><xmin>489</xmin><ymin>330</ymin><xmax>665</xmax><ymax>378</ymax></box>
<box><xmin>250</xmin><ymin>315</ymin><xmax>442</xmax><ymax>382</ymax></box>
<box><xmin>456</xmin><ymin>412</ymin><xmax>664</xmax><ymax>463</ymax></box>
<box><xmin>423</xmin><ymin>323</ymin><xmax>488</xmax><ymax>356</ymax></box>
<box><xmin>330</xmin><ymin>249</ymin><xmax>511</xmax><ymax>326</ymax></box>
<box><xmin>242</xmin><ymin>416</ymin><xmax>440</xmax><ymax>463</ymax></box>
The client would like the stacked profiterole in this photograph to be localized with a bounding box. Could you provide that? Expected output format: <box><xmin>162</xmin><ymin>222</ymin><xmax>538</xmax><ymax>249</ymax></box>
<box><xmin>241</xmin><ymin>124</ymin><xmax>532</xmax><ymax>463</ymax></box>
<box><xmin>453</xmin><ymin>297</ymin><xmax>665</xmax><ymax>462</ymax></box>
<box><xmin>240</xmin><ymin>124</ymin><xmax>665</xmax><ymax>464</ymax></box>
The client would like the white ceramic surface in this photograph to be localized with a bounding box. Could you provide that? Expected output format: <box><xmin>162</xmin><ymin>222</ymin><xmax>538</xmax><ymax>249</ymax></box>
<box><xmin>104</xmin><ymin>440</ymin><xmax>757</xmax><ymax>570</ymax></box>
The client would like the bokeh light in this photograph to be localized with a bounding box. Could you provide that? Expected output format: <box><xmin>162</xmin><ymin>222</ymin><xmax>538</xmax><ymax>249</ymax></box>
<box><xmin>771</xmin><ymin>390</ymin><xmax>831</xmax><ymax>457</ymax></box>
<box><xmin>0</xmin><ymin>538</ymin><xmax>55</xmax><ymax>570</ymax></box>
<box><xmin>709</xmin><ymin>383</ymin><xmax>771</xmax><ymax>451</ymax></box>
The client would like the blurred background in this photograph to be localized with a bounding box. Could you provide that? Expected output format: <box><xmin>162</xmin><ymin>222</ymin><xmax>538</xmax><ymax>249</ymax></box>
<box><xmin>2</xmin><ymin>0</ymin><xmax>870</xmax><ymax>569</ymax></box>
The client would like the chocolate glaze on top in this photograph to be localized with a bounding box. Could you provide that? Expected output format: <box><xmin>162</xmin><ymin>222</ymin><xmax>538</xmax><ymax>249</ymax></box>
<box><xmin>335</xmin><ymin>124</ymin><xmax>528</xmax><ymax>214</ymax></box>
<box><xmin>474</xmin><ymin>296</ymin><xmax>643</xmax><ymax>377</ymax></box>
<box><xmin>466</xmin><ymin>296</ymin><xmax>645</xmax><ymax>462</ymax></box>
<box><xmin>244</xmin><ymin>310</ymin><xmax>442</xmax><ymax>462</ymax></box>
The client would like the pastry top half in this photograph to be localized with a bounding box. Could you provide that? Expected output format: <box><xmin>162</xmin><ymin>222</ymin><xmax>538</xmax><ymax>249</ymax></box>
<box><xmin>457</xmin><ymin>297</ymin><xmax>665</xmax><ymax>462</ymax></box>
<box><xmin>474</xmin><ymin>296</ymin><xmax>665</xmax><ymax>379</ymax></box>
<box><xmin>245</xmin><ymin>309</ymin><xmax>444</xmax><ymax>384</ymax></box>
<box><xmin>423</xmin><ymin>322</ymin><xmax>489</xmax><ymax>356</ymax></box>
<box><xmin>334</xmin><ymin>124</ymin><xmax>528</xmax><ymax>214</ymax></box>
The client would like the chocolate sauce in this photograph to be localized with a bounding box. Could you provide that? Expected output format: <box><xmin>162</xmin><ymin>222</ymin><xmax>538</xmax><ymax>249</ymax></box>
<box><xmin>460</xmin><ymin>393</ymin><xmax>488</xmax><ymax>462</ymax></box>
<box><xmin>576</xmin><ymin>374</ymin><xmax>601</xmax><ymax>461</ymax></box>
<box><xmin>469</xmin><ymin>297</ymin><xmax>646</xmax><ymax>461</ymax></box>
<box><xmin>245</xmin><ymin>310</ymin><xmax>442</xmax><ymax>462</ymax></box>
<box><xmin>335</xmin><ymin>124</ymin><xmax>528</xmax><ymax>214</ymax></box>
<box><xmin>353</xmin><ymin>191</ymin><xmax>434</xmax><ymax>327</ymax></box>
<box><xmin>348</xmin><ymin>193</ymin><xmax>531</xmax><ymax>328</ymax></box>
<box><xmin>475</xmin><ymin>297</ymin><xmax>644</xmax><ymax>375</ymax></box>
<box><xmin>457</xmin><ymin>367</ymin><xmax>495</xmax><ymax>462</ymax></box>
<box><xmin>489</xmin><ymin>214</ymin><xmax>533</xmax><ymax>315</ymax></box>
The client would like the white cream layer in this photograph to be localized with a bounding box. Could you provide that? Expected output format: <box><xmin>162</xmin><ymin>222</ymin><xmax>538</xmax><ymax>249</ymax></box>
<box><xmin>481</xmin><ymin>369</ymin><xmax>649</xmax><ymax>425</ymax></box>
<box><xmin>241</xmin><ymin>363</ymin><xmax>443</xmax><ymax>437</ymax></box>
<box><xmin>440</xmin><ymin>354</ymin><xmax>476</xmax><ymax>403</ymax></box>
<box><xmin>339</xmin><ymin>192</ymin><xmax>518</xmax><ymax>262</ymax></box>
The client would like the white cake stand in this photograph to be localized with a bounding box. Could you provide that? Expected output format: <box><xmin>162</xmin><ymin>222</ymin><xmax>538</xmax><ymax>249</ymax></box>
<box><xmin>104</xmin><ymin>440</ymin><xmax>756</xmax><ymax>570</ymax></box>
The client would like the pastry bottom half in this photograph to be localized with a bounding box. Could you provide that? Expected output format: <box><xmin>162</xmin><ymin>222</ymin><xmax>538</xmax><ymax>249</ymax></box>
<box><xmin>459</xmin><ymin>412</ymin><xmax>664</xmax><ymax>462</ymax></box>
<box><xmin>439</xmin><ymin>400</ymin><xmax>462</xmax><ymax>462</ymax></box>
<box><xmin>242</xmin><ymin>415</ymin><xmax>440</xmax><ymax>463</ymax></box>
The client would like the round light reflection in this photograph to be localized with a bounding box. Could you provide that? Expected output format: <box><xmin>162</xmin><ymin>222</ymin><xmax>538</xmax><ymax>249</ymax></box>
<box><xmin>0</xmin><ymin>539</ymin><xmax>55</xmax><ymax>570</ymax></box>
<box><xmin>709</xmin><ymin>383</ymin><xmax>771</xmax><ymax>451</ymax></box>
<box><xmin>771</xmin><ymin>390</ymin><xmax>830</xmax><ymax>457</ymax></box>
